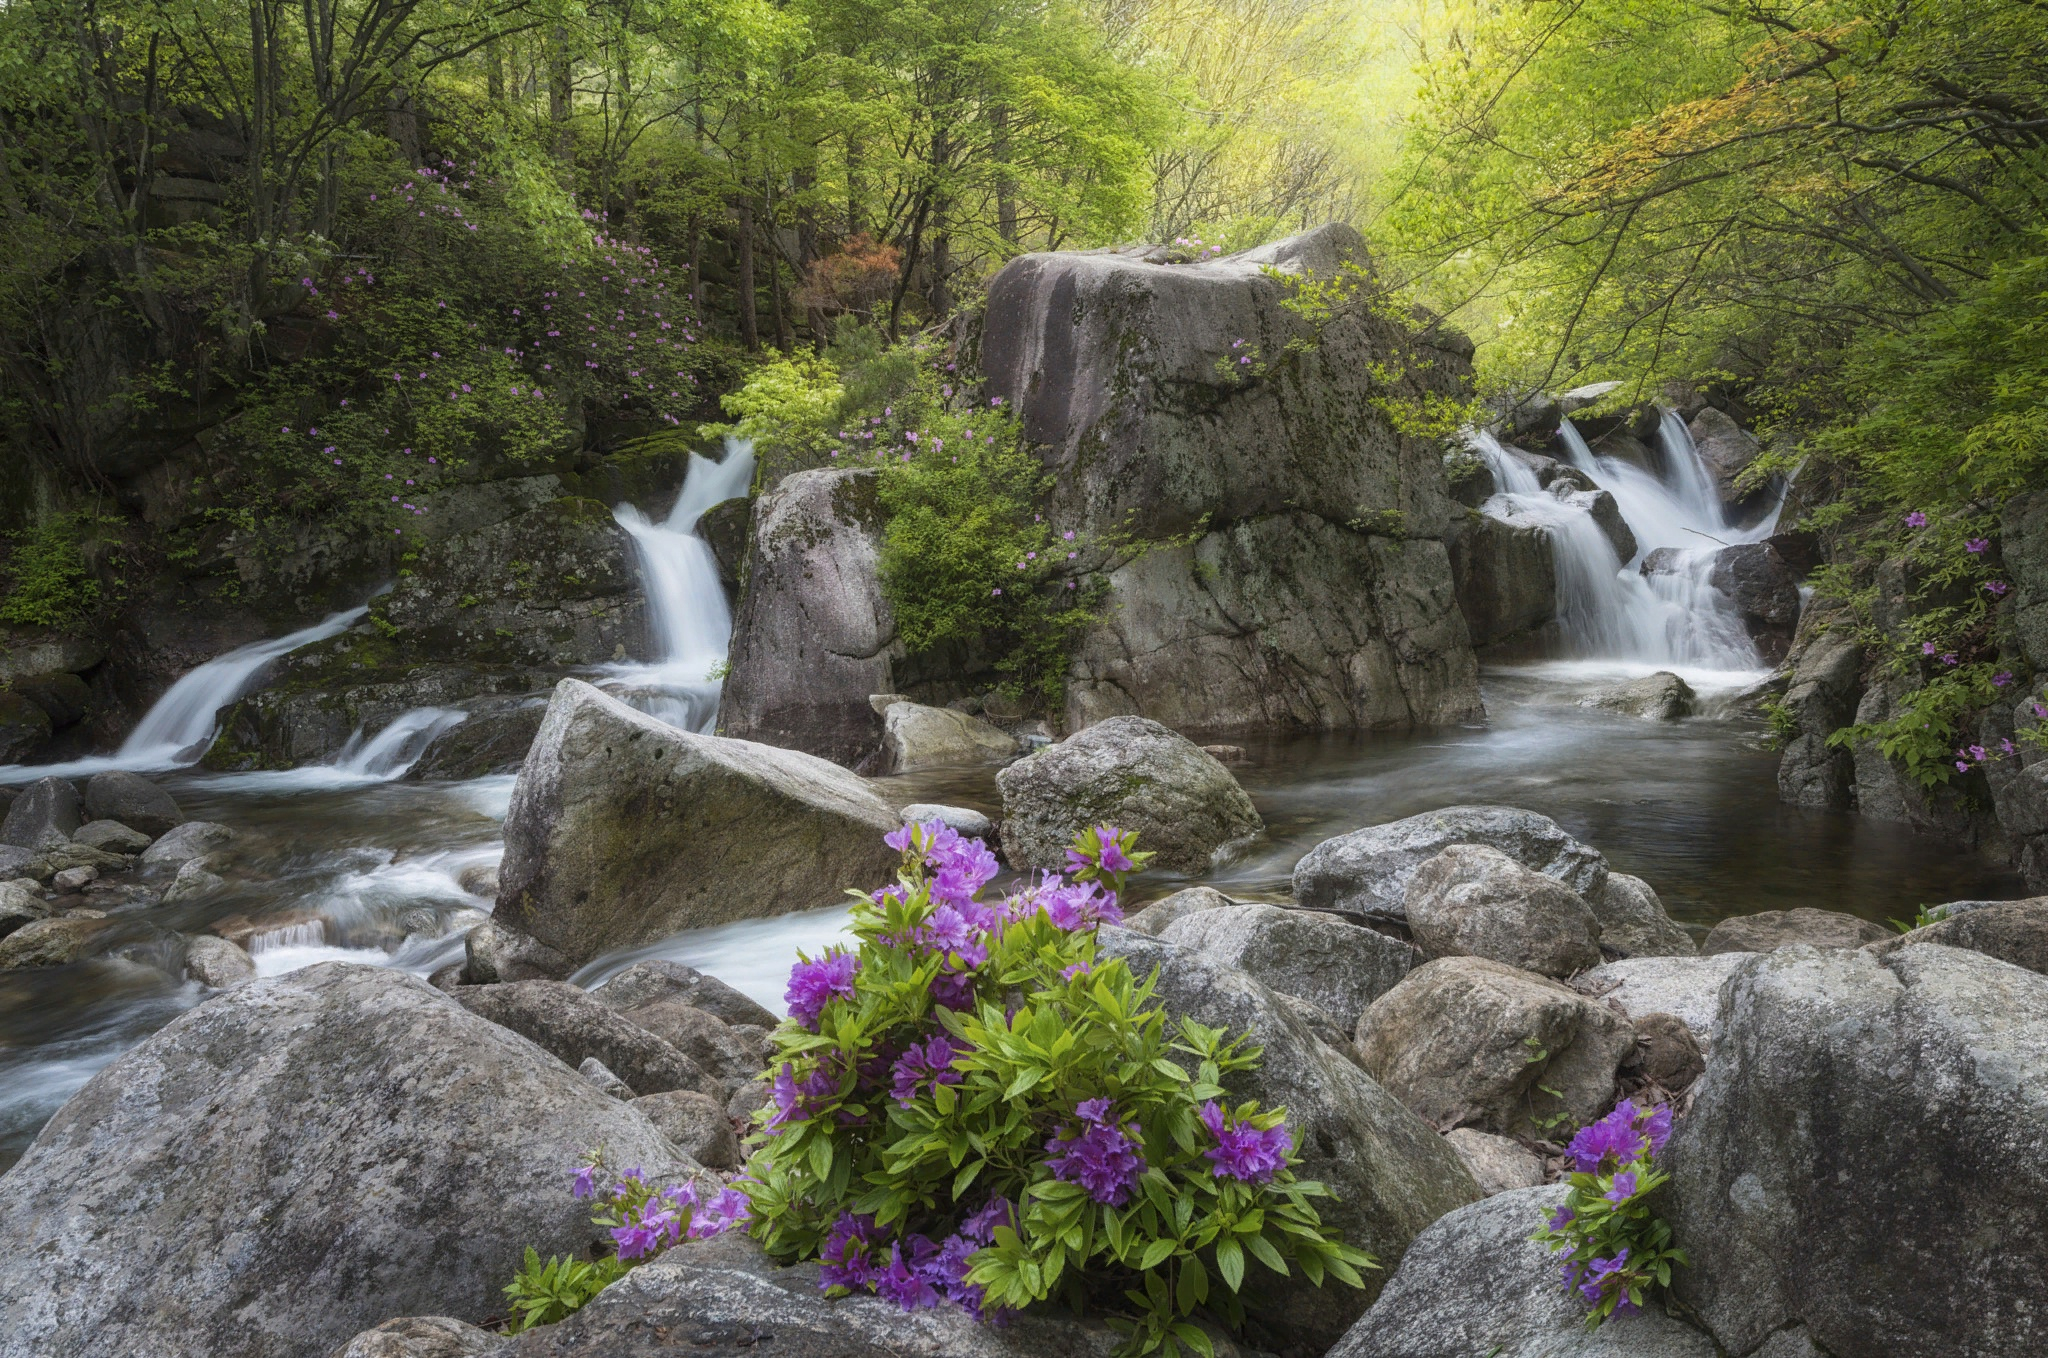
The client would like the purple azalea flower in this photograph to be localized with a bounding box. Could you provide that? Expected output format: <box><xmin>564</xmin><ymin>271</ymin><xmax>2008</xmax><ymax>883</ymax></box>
<box><xmin>960</xmin><ymin>1196</ymin><xmax>1016</xmax><ymax>1245</ymax></box>
<box><xmin>787</xmin><ymin>950</ymin><xmax>859</xmax><ymax>1029</ymax></box>
<box><xmin>1046</xmin><ymin>1101</ymin><xmax>1147</xmax><ymax>1205</ymax></box>
<box><xmin>890</xmin><ymin>1033</ymin><xmax>968</xmax><ymax>1107</ymax></box>
<box><xmin>1922</xmin><ymin>641</ymin><xmax>1939</xmax><ymax>655</ymax></box>
<box><xmin>767</xmin><ymin>1062</ymin><xmax>840</xmax><ymax>1130</ymax></box>
<box><xmin>819</xmin><ymin>1212</ymin><xmax>881</xmax><ymax>1291</ymax></box>
<box><xmin>1567</xmin><ymin>1104</ymin><xmax>1649</xmax><ymax>1173</ymax></box>
<box><xmin>884</xmin><ymin>822</ymin><xmax>918</xmax><ymax>853</ymax></box>
<box><xmin>873</xmin><ymin>1237</ymin><xmax>944</xmax><ymax>1310</ymax></box>
<box><xmin>1603</xmin><ymin>1170</ymin><xmax>1638</xmax><ymax>1203</ymax></box>
<box><xmin>1988</xmin><ymin>580</ymin><xmax>2011</xmax><ymax>597</ymax></box>
<box><xmin>1996</xmin><ymin>671</ymin><xmax>2014</xmax><ymax>687</ymax></box>
<box><xmin>1904</xmin><ymin>510</ymin><xmax>1928</xmax><ymax>528</ymax></box>
<box><xmin>1637</xmin><ymin>1101</ymin><xmax>1673</xmax><ymax>1156</ymax></box>
<box><xmin>931</xmin><ymin>968</ymin><xmax>980</xmax><ymax>1011</ymax></box>
<box><xmin>571</xmin><ymin>1164</ymin><xmax>599</xmax><ymax>1199</ymax></box>
<box><xmin>920</xmin><ymin>904</ymin><xmax>980</xmax><ymax>956</ymax></box>
<box><xmin>1548</xmin><ymin>1203</ymin><xmax>1575</xmax><ymax>1231</ymax></box>
<box><xmin>1577</xmin><ymin>1249</ymin><xmax>1631</xmax><ymax>1305</ymax></box>
<box><xmin>1061</xmin><ymin>961</ymin><xmax>1093</xmax><ymax>981</ymax></box>
<box><xmin>1197</xmin><ymin>1100</ymin><xmax>1293</xmax><ymax>1183</ymax></box>
<box><xmin>688</xmin><ymin>1187</ymin><xmax>751</xmax><ymax>1239</ymax></box>
<box><xmin>1967</xmin><ymin>538</ymin><xmax>1990</xmax><ymax>553</ymax></box>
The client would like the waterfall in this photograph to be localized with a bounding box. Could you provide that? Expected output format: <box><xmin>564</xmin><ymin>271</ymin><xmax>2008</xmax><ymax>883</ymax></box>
<box><xmin>329</xmin><ymin>707</ymin><xmax>468</xmax><ymax>779</ymax></box>
<box><xmin>608</xmin><ymin>439</ymin><xmax>756</xmax><ymax>733</ymax></box>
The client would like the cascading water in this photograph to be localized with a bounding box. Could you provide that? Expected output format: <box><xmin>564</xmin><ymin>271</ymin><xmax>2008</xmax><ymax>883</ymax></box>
<box><xmin>328</xmin><ymin>707</ymin><xmax>469</xmax><ymax>778</ymax></box>
<box><xmin>608</xmin><ymin>438</ymin><xmax>756</xmax><ymax>733</ymax></box>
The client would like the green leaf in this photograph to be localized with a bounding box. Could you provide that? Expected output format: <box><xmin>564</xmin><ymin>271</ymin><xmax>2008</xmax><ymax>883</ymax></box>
<box><xmin>1215</xmin><ymin>1236</ymin><xmax>1245</xmax><ymax>1291</ymax></box>
<box><xmin>1139</xmin><ymin>1237</ymin><xmax>1179</xmax><ymax>1271</ymax></box>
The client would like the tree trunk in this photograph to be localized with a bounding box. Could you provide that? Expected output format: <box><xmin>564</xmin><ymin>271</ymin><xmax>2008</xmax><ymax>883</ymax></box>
<box><xmin>549</xmin><ymin>27</ymin><xmax>573</xmax><ymax>168</ymax></box>
<box><xmin>993</xmin><ymin>104</ymin><xmax>1017</xmax><ymax>246</ymax></box>
<box><xmin>687</xmin><ymin>213</ymin><xmax>703</xmax><ymax>320</ymax></box>
<box><xmin>735</xmin><ymin>200</ymin><xmax>759</xmax><ymax>351</ymax></box>
<box><xmin>769</xmin><ymin>251</ymin><xmax>792</xmax><ymax>352</ymax></box>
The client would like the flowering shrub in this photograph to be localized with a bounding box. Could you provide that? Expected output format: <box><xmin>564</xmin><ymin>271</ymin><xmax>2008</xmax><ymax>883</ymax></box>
<box><xmin>1532</xmin><ymin>1100</ymin><xmax>1687</xmax><ymax>1328</ymax></box>
<box><xmin>742</xmin><ymin>821</ymin><xmax>1374</xmax><ymax>1357</ymax></box>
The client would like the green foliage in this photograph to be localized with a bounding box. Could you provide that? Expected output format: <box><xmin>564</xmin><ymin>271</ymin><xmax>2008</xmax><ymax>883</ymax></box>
<box><xmin>502</xmin><ymin>1248</ymin><xmax>626</xmax><ymax>1333</ymax></box>
<box><xmin>701</xmin><ymin>353</ymin><xmax>846</xmax><ymax>455</ymax></box>
<box><xmin>0</xmin><ymin>511</ymin><xmax>106</xmax><ymax>630</ymax></box>
<box><xmin>1532</xmin><ymin>1161</ymin><xmax>1688</xmax><ymax>1331</ymax></box>
<box><xmin>1758</xmin><ymin>696</ymin><xmax>1798</xmax><ymax>751</ymax></box>
<box><xmin>1889</xmin><ymin>903</ymin><xmax>1952</xmax><ymax>934</ymax></box>
<box><xmin>744</xmin><ymin>825</ymin><xmax>1375</xmax><ymax>1358</ymax></box>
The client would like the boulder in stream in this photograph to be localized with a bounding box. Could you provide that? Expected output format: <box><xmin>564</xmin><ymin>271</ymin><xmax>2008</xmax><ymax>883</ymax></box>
<box><xmin>1294</xmin><ymin>805</ymin><xmax>1608</xmax><ymax>922</ymax></box>
<box><xmin>0</xmin><ymin>878</ymin><xmax>51</xmax><ymax>940</ymax></box>
<box><xmin>1122</xmin><ymin>884</ymin><xmax>1237</xmax><ymax>936</ymax></box>
<box><xmin>877</xmin><ymin>700</ymin><xmax>1017</xmax><ymax>773</ymax></box>
<box><xmin>1578</xmin><ymin>671</ymin><xmax>1696</xmax><ymax>721</ymax></box>
<box><xmin>1572</xmin><ymin>951</ymin><xmax>1752</xmax><ymax>1058</ymax></box>
<box><xmin>0</xmin><ymin>777</ymin><xmax>81</xmax><ymax>852</ymax></box>
<box><xmin>139</xmin><ymin>820</ymin><xmax>236</xmax><ymax>868</ymax></box>
<box><xmin>0</xmin><ymin>962</ymin><xmax>695</xmax><ymax>1358</ymax></box>
<box><xmin>589</xmin><ymin>958</ymin><xmax>778</xmax><ymax>1029</ymax></box>
<box><xmin>1448</xmin><ymin>507</ymin><xmax>1557</xmax><ymax>648</ymax></box>
<box><xmin>0</xmin><ymin>913</ymin><xmax>113</xmax><ymax>969</ymax></box>
<box><xmin>182</xmin><ymin>934</ymin><xmax>256</xmax><ymax>988</ymax></box>
<box><xmin>82</xmin><ymin>770</ymin><xmax>185</xmax><ymax>836</ymax></box>
<box><xmin>995</xmin><ymin>716</ymin><xmax>1263</xmax><ymax>873</ymax></box>
<box><xmin>72</xmin><ymin>819</ymin><xmax>153</xmax><ymax>853</ymax></box>
<box><xmin>1404</xmin><ymin>844</ymin><xmax>1604</xmax><ymax>977</ymax></box>
<box><xmin>496</xmin><ymin>679</ymin><xmax>899</xmax><ymax>966</ymax></box>
<box><xmin>460</xmin><ymin>918</ymin><xmax>572</xmax><ymax>983</ymax></box>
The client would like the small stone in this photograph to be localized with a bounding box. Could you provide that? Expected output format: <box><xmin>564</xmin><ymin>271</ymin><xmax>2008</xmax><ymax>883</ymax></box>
<box><xmin>183</xmin><ymin>935</ymin><xmax>256</xmax><ymax>989</ymax></box>
<box><xmin>162</xmin><ymin>859</ymin><xmax>227</xmax><ymax>906</ymax></box>
<box><xmin>897</xmin><ymin>803</ymin><xmax>995</xmax><ymax>840</ymax></box>
<box><xmin>52</xmin><ymin>866</ymin><xmax>98</xmax><ymax>894</ymax></box>
<box><xmin>1624</xmin><ymin>1011</ymin><xmax>1705</xmax><ymax>1090</ymax></box>
<box><xmin>140</xmin><ymin>821</ymin><xmax>236</xmax><ymax>869</ymax></box>
<box><xmin>633</xmin><ymin>1089</ymin><xmax>742</xmax><ymax>1169</ymax></box>
<box><xmin>1199</xmin><ymin>744</ymin><xmax>1248</xmax><ymax>763</ymax></box>
<box><xmin>0</xmin><ymin>878</ymin><xmax>51</xmax><ymax>940</ymax></box>
<box><xmin>455</xmin><ymin>863</ymin><xmax>499</xmax><ymax>899</ymax></box>
<box><xmin>577</xmin><ymin>1056</ymin><xmax>636</xmax><ymax>1099</ymax></box>
<box><xmin>867</xmin><ymin>693</ymin><xmax>912</xmax><ymax>715</ymax></box>
<box><xmin>1442</xmin><ymin>1127</ymin><xmax>1545</xmax><ymax>1197</ymax></box>
<box><xmin>72</xmin><ymin>820</ymin><xmax>153</xmax><ymax>854</ymax></box>
<box><xmin>328</xmin><ymin>1314</ymin><xmax>501</xmax><ymax>1358</ymax></box>
<box><xmin>726</xmin><ymin>1077</ymin><xmax>773</xmax><ymax>1126</ymax></box>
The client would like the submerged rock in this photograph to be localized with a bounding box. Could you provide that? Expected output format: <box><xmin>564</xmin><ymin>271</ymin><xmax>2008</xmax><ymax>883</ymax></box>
<box><xmin>1098</xmin><ymin>927</ymin><xmax>1480</xmax><ymax>1349</ymax></box>
<box><xmin>1356</xmin><ymin>956</ymin><xmax>1635</xmax><ymax>1138</ymax></box>
<box><xmin>0</xmin><ymin>777</ymin><xmax>81</xmax><ymax>852</ymax></box>
<box><xmin>82</xmin><ymin>771</ymin><xmax>184</xmax><ymax>836</ymax></box>
<box><xmin>1328</xmin><ymin>1184</ymin><xmax>1718</xmax><ymax>1358</ymax></box>
<box><xmin>1667</xmin><ymin>945</ymin><xmax>2048</xmax><ymax>1357</ymax></box>
<box><xmin>0</xmin><ymin>963</ymin><xmax>693</xmax><ymax>1358</ymax></box>
<box><xmin>496</xmin><ymin>679</ymin><xmax>898</xmax><ymax>966</ymax></box>
<box><xmin>1578</xmin><ymin>671</ymin><xmax>1696</xmax><ymax>721</ymax></box>
<box><xmin>1156</xmin><ymin>902</ymin><xmax>1415</xmax><ymax>1029</ymax></box>
<box><xmin>995</xmin><ymin>716</ymin><xmax>1263</xmax><ymax>873</ymax></box>
<box><xmin>1701</xmin><ymin>906</ymin><xmax>1887</xmax><ymax>955</ymax></box>
<box><xmin>877</xmin><ymin>701</ymin><xmax>1016</xmax><ymax>773</ymax></box>
<box><xmin>1404</xmin><ymin>844</ymin><xmax>1604</xmax><ymax>977</ymax></box>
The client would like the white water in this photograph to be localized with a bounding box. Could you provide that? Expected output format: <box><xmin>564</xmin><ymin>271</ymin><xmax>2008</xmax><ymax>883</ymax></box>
<box><xmin>1471</xmin><ymin>411</ymin><xmax>1788</xmax><ymax>674</ymax></box>
<box><xmin>607</xmin><ymin>438</ymin><xmax>755</xmax><ymax>733</ymax></box>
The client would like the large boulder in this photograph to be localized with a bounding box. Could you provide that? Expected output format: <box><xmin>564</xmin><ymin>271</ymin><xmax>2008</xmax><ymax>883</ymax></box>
<box><xmin>0</xmin><ymin>963</ymin><xmax>692</xmax><ymax>1358</ymax></box>
<box><xmin>719</xmin><ymin>468</ymin><xmax>899</xmax><ymax>765</ymax></box>
<box><xmin>589</xmin><ymin>958</ymin><xmax>779</xmax><ymax>1029</ymax></box>
<box><xmin>72</xmin><ymin>819</ymin><xmax>152</xmax><ymax>853</ymax></box>
<box><xmin>980</xmin><ymin>225</ymin><xmax>1483</xmax><ymax>734</ymax></box>
<box><xmin>1155</xmin><ymin>902</ymin><xmax>1415</xmax><ymax>1028</ymax></box>
<box><xmin>1667</xmin><ymin>945</ymin><xmax>2048</xmax><ymax>1357</ymax></box>
<box><xmin>995</xmin><ymin>716</ymin><xmax>1263</xmax><ymax>873</ymax></box>
<box><xmin>877</xmin><ymin>700</ymin><xmax>1016</xmax><ymax>773</ymax></box>
<box><xmin>1099</xmin><ymin>927</ymin><xmax>1480</xmax><ymax>1349</ymax></box>
<box><xmin>0</xmin><ymin>691</ymin><xmax>52</xmax><ymax>763</ymax></box>
<box><xmin>1448</xmin><ymin>508</ymin><xmax>1557</xmax><ymax>648</ymax></box>
<box><xmin>451</xmin><ymin>980</ymin><xmax>724</xmax><ymax>1099</ymax></box>
<box><xmin>496</xmin><ymin>679</ymin><xmax>899</xmax><ymax>966</ymax></box>
<box><xmin>1592</xmin><ymin>873</ymin><xmax>1698</xmax><ymax>958</ymax></box>
<box><xmin>1775</xmin><ymin>614</ymin><xmax>1865</xmax><ymax>810</ymax></box>
<box><xmin>139</xmin><ymin>820</ymin><xmax>235</xmax><ymax>868</ymax></box>
<box><xmin>1867</xmin><ymin>899</ymin><xmax>2048</xmax><ymax>977</ymax></box>
<box><xmin>1327</xmin><ymin>1184</ymin><xmax>1718</xmax><ymax>1358</ymax></box>
<box><xmin>1706</xmin><ymin>543</ymin><xmax>1802</xmax><ymax>663</ymax></box>
<box><xmin>82</xmin><ymin>771</ymin><xmax>184</xmax><ymax>836</ymax></box>
<box><xmin>1293</xmin><ymin>805</ymin><xmax>1606</xmax><ymax>923</ymax></box>
<box><xmin>1701</xmin><ymin>907</ymin><xmax>1887</xmax><ymax>955</ymax></box>
<box><xmin>1403</xmin><ymin>844</ymin><xmax>1603</xmax><ymax>977</ymax></box>
<box><xmin>1688</xmin><ymin>407</ymin><xmax>1769</xmax><ymax>520</ymax></box>
<box><xmin>1573</xmin><ymin>952</ymin><xmax>1752</xmax><ymax>1057</ymax></box>
<box><xmin>0</xmin><ymin>777</ymin><xmax>81</xmax><ymax>851</ymax></box>
<box><xmin>1578</xmin><ymin>671</ymin><xmax>1696</xmax><ymax>721</ymax></box>
<box><xmin>1355</xmin><ymin>957</ymin><xmax>1636</xmax><ymax>1138</ymax></box>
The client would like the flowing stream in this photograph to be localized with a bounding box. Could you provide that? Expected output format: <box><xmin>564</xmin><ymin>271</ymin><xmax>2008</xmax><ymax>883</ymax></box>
<box><xmin>0</xmin><ymin>431</ymin><xmax>2028</xmax><ymax>1171</ymax></box>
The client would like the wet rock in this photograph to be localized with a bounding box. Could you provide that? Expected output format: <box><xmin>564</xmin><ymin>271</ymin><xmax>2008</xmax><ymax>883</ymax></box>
<box><xmin>697</xmin><ymin>494</ymin><xmax>751</xmax><ymax>589</ymax></box>
<box><xmin>497</xmin><ymin>680</ymin><xmax>898</xmax><ymax>967</ymax></box>
<box><xmin>1098</xmin><ymin>927</ymin><xmax>1480</xmax><ymax>1347</ymax></box>
<box><xmin>982</xmin><ymin>225</ymin><xmax>1484</xmax><ymax>735</ymax></box>
<box><xmin>72</xmin><ymin>820</ymin><xmax>152</xmax><ymax>853</ymax></box>
<box><xmin>0</xmin><ymin>777</ymin><xmax>81</xmax><ymax>852</ymax></box>
<box><xmin>327</xmin><ymin>1315</ymin><xmax>500</xmax><ymax>1358</ymax></box>
<box><xmin>1867</xmin><ymin>899</ymin><xmax>2048</xmax><ymax>976</ymax></box>
<box><xmin>0</xmin><ymin>913</ymin><xmax>113</xmax><ymax>968</ymax></box>
<box><xmin>161</xmin><ymin>858</ymin><xmax>226</xmax><ymax>905</ymax></box>
<box><xmin>83</xmin><ymin>771</ymin><xmax>185</xmax><ymax>836</ymax></box>
<box><xmin>1122</xmin><ymin>884</ymin><xmax>1237</xmax><ymax>936</ymax></box>
<box><xmin>878</xmin><ymin>701</ymin><xmax>1016</xmax><ymax>773</ymax></box>
<box><xmin>1405</xmin><ymin>844</ymin><xmax>1604</xmax><ymax>977</ymax></box>
<box><xmin>1200</xmin><ymin>743</ymin><xmax>1247</xmax><ymax>763</ymax></box>
<box><xmin>0</xmin><ymin>963</ymin><xmax>694</xmax><ymax>1358</ymax></box>
<box><xmin>52</xmin><ymin>865</ymin><xmax>97</xmax><ymax>894</ymax></box>
<box><xmin>590</xmin><ymin>959</ymin><xmax>778</xmax><ymax>1030</ymax></box>
<box><xmin>995</xmin><ymin>716</ymin><xmax>1263</xmax><ymax>873</ymax></box>
<box><xmin>1688</xmin><ymin>407</ymin><xmax>1766</xmax><ymax>512</ymax></box>
<box><xmin>0</xmin><ymin>692</ymin><xmax>53</xmax><ymax>762</ymax></box>
<box><xmin>183</xmin><ymin>934</ymin><xmax>256</xmax><ymax>988</ymax></box>
<box><xmin>577</xmin><ymin>1055</ymin><xmax>636</xmax><ymax>1099</ymax></box>
<box><xmin>1591</xmin><ymin>872</ymin><xmax>1697</xmax><ymax>958</ymax></box>
<box><xmin>1442</xmin><ymin>1128</ymin><xmax>1545</xmax><ymax>1197</ymax></box>
<box><xmin>0</xmin><ymin>879</ymin><xmax>51</xmax><ymax>940</ymax></box>
<box><xmin>11</xmin><ymin>672</ymin><xmax>89</xmax><ymax>729</ymax></box>
<box><xmin>452</xmin><ymin>979</ymin><xmax>723</xmax><ymax>1100</ymax></box>
<box><xmin>1702</xmin><ymin>907</ymin><xmax>1887</xmax><ymax>955</ymax></box>
<box><xmin>1578</xmin><ymin>671</ymin><xmax>1696</xmax><ymax>721</ymax></box>
<box><xmin>1552</xmin><ymin>485</ymin><xmax>1638</xmax><ymax>565</ymax></box>
<box><xmin>1158</xmin><ymin>902</ymin><xmax>1414</xmax><ymax>1028</ymax></box>
<box><xmin>1572</xmin><ymin>954</ymin><xmax>1755</xmax><ymax>1060</ymax></box>
<box><xmin>484</xmin><ymin>1231</ymin><xmax>1171</xmax><ymax>1358</ymax></box>
<box><xmin>1667</xmin><ymin>945</ymin><xmax>2048</xmax><ymax>1357</ymax></box>
<box><xmin>2006</xmin><ymin>487</ymin><xmax>2048</xmax><ymax>674</ymax></box>
<box><xmin>139</xmin><ymin>820</ymin><xmax>235</xmax><ymax>868</ymax></box>
<box><xmin>1707</xmin><ymin>543</ymin><xmax>1802</xmax><ymax>662</ymax></box>
<box><xmin>407</xmin><ymin>701</ymin><xmax>547</xmax><ymax>781</ymax></box>
<box><xmin>720</xmin><ymin>467</ymin><xmax>897</xmax><ymax>765</ymax></box>
<box><xmin>632</xmin><ymin>1089</ymin><xmax>741</xmax><ymax>1170</ymax></box>
<box><xmin>36</xmin><ymin>841</ymin><xmax>131</xmax><ymax>877</ymax></box>
<box><xmin>456</xmin><ymin>863</ymin><xmax>499</xmax><ymax>899</ymax></box>
<box><xmin>1294</xmin><ymin>805</ymin><xmax>1608</xmax><ymax>923</ymax></box>
<box><xmin>896</xmin><ymin>803</ymin><xmax>994</xmax><ymax>840</ymax></box>
<box><xmin>1356</xmin><ymin>957</ymin><xmax>1636</xmax><ymax>1137</ymax></box>
<box><xmin>1449</xmin><ymin>509</ymin><xmax>1557</xmax><ymax>648</ymax></box>
<box><xmin>1327</xmin><ymin>1184</ymin><xmax>1718</xmax><ymax>1358</ymax></box>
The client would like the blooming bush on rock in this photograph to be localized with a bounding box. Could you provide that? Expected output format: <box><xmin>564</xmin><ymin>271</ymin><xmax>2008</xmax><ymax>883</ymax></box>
<box><xmin>1531</xmin><ymin>1099</ymin><xmax>1687</xmax><ymax>1327</ymax></box>
<box><xmin>744</xmin><ymin>820</ymin><xmax>1375</xmax><ymax>1357</ymax></box>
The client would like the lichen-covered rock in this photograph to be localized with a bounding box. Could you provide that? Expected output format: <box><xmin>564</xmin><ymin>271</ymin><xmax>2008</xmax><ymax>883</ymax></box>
<box><xmin>1403</xmin><ymin>844</ymin><xmax>1604</xmax><ymax>977</ymax></box>
<box><xmin>452</xmin><ymin>979</ymin><xmax>723</xmax><ymax>1100</ymax></box>
<box><xmin>0</xmin><ymin>777</ymin><xmax>80</xmax><ymax>852</ymax></box>
<box><xmin>1355</xmin><ymin>957</ymin><xmax>1635</xmax><ymax>1138</ymax></box>
<box><xmin>1293</xmin><ymin>805</ymin><xmax>1607</xmax><ymax>923</ymax></box>
<box><xmin>1578</xmin><ymin>671</ymin><xmax>1696</xmax><ymax>721</ymax></box>
<box><xmin>589</xmin><ymin>959</ymin><xmax>778</xmax><ymax>1029</ymax></box>
<box><xmin>1156</xmin><ymin>902</ymin><xmax>1415</xmax><ymax>1028</ymax></box>
<box><xmin>0</xmin><ymin>914</ymin><xmax>113</xmax><ymax>969</ymax></box>
<box><xmin>497</xmin><ymin>679</ymin><xmax>898</xmax><ymax>966</ymax></box>
<box><xmin>1667</xmin><ymin>945</ymin><xmax>2048</xmax><ymax>1358</ymax></box>
<box><xmin>72</xmin><ymin>820</ymin><xmax>152</xmax><ymax>853</ymax></box>
<box><xmin>1327</xmin><ymin>1185</ymin><xmax>1718</xmax><ymax>1358</ymax></box>
<box><xmin>1867</xmin><ymin>899</ymin><xmax>2048</xmax><ymax>976</ymax></box>
<box><xmin>0</xmin><ymin>878</ymin><xmax>51</xmax><ymax>940</ymax></box>
<box><xmin>979</xmin><ymin>225</ymin><xmax>1483</xmax><ymax>734</ymax></box>
<box><xmin>878</xmin><ymin>701</ymin><xmax>1016</xmax><ymax>773</ymax></box>
<box><xmin>719</xmin><ymin>468</ymin><xmax>899</xmax><ymax>765</ymax></box>
<box><xmin>327</xmin><ymin>1316</ymin><xmax>499</xmax><ymax>1358</ymax></box>
<box><xmin>1776</xmin><ymin>611</ymin><xmax>1865</xmax><ymax>810</ymax></box>
<box><xmin>631</xmin><ymin>1089</ymin><xmax>742</xmax><ymax>1170</ymax></box>
<box><xmin>183</xmin><ymin>934</ymin><xmax>256</xmax><ymax>988</ymax></box>
<box><xmin>461</xmin><ymin>918</ymin><xmax>571</xmax><ymax>983</ymax></box>
<box><xmin>995</xmin><ymin>716</ymin><xmax>1262</xmax><ymax>873</ymax></box>
<box><xmin>1702</xmin><ymin>907</ymin><xmax>1887</xmax><ymax>955</ymax></box>
<box><xmin>1575</xmin><ymin>953</ymin><xmax>1751</xmax><ymax>1058</ymax></box>
<box><xmin>0</xmin><ymin>963</ymin><xmax>694</xmax><ymax>1358</ymax></box>
<box><xmin>139</xmin><ymin>820</ymin><xmax>235</xmax><ymax>868</ymax></box>
<box><xmin>1122</xmin><ymin>885</ymin><xmax>1237</xmax><ymax>936</ymax></box>
<box><xmin>1448</xmin><ymin>508</ymin><xmax>1556</xmax><ymax>648</ymax></box>
<box><xmin>1097</xmin><ymin>927</ymin><xmax>1480</xmax><ymax>1349</ymax></box>
<box><xmin>1441</xmin><ymin>1128</ymin><xmax>1545</xmax><ymax>1197</ymax></box>
<box><xmin>82</xmin><ymin>771</ymin><xmax>184</xmax><ymax>836</ymax></box>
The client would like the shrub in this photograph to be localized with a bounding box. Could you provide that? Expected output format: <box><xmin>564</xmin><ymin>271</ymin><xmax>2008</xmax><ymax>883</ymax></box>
<box><xmin>741</xmin><ymin>821</ymin><xmax>1376</xmax><ymax>1357</ymax></box>
<box><xmin>0</xmin><ymin>511</ymin><xmax>105</xmax><ymax>630</ymax></box>
<box><xmin>1531</xmin><ymin>1099</ymin><xmax>1687</xmax><ymax>1328</ymax></box>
